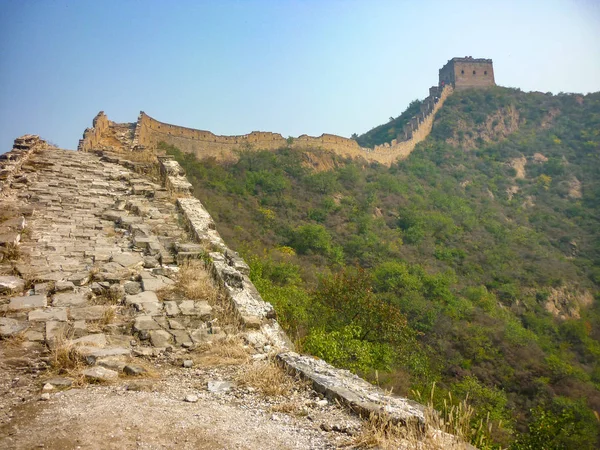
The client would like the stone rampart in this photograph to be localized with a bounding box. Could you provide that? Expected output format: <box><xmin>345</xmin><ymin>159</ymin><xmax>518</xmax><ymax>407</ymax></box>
<box><xmin>77</xmin><ymin>111</ymin><xmax>110</xmax><ymax>152</ymax></box>
<box><xmin>133</xmin><ymin>112</ymin><xmax>369</xmax><ymax>162</ymax></box>
<box><xmin>0</xmin><ymin>135</ymin><xmax>49</xmax><ymax>196</ymax></box>
<box><xmin>371</xmin><ymin>85</ymin><xmax>453</xmax><ymax>164</ymax></box>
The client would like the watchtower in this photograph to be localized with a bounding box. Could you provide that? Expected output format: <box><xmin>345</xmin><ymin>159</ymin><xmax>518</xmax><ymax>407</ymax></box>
<box><xmin>439</xmin><ymin>57</ymin><xmax>495</xmax><ymax>90</ymax></box>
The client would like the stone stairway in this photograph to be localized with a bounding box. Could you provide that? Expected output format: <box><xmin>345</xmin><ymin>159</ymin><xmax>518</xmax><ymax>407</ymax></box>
<box><xmin>1</xmin><ymin>143</ymin><xmax>231</xmax><ymax>380</ymax></box>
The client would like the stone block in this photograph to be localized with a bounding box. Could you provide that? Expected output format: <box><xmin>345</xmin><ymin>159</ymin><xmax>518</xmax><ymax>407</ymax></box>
<box><xmin>164</xmin><ymin>301</ymin><xmax>180</xmax><ymax>317</ymax></box>
<box><xmin>0</xmin><ymin>276</ymin><xmax>25</xmax><ymax>294</ymax></box>
<box><xmin>141</xmin><ymin>276</ymin><xmax>173</xmax><ymax>292</ymax></box>
<box><xmin>28</xmin><ymin>308</ymin><xmax>68</xmax><ymax>322</ymax></box>
<box><xmin>133</xmin><ymin>315</ymin><xmax>161</xmax><ymax>332</ymax></box>
<box><xmin>69</xmin><ymin>305</ymin><xmax>107</xmax><ymax>321</ymax></box>
<box><xmin>53</xmin><ymin>291</ymin><xmax>88</xmax><ymax>307</ymax></box>
<box><xmin>9</xmin><ymin>294</ymin><xmax>47</xmax><ymax>311</ymax></box>
<box><xmin>72</xmin><ymin>333</ymin><xmax>107</xmax><ymax>347</ymax></box>
<box><xmin>112</xmin><ymin>252</ymin><xmax>143</xmax><ymax>268</ymax></box>
<box><xmin>149</xmin><ymin>330</ymin><xmax>172</xmax><ymax>347</ymax></box>
<box><xmin>82</xmin><ymin>366</ymin><xmax>118</xmax><ymax>382</ymax></box>
<box><xmin>0</xmin><ymin>317</ymin><xmax>27</xmax><ymax>338</ymax></box>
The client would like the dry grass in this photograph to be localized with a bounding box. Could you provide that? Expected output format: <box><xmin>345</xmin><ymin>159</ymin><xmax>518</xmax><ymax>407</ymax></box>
<box><xmin>100</xmin><ymin>307</ymin><xmax>116</xmax><ymax>325</ymax></box>
<box><xmin>235</xmin><ymin>359</ymin><xmax>303</xmax><ymax>397</ymax></box>
<box><xmin>193</xmin><ymin>335</ymin><xmax>251</xmax><ymax>366</ymax></box>
<box><xmin>348</xmin><ymin>384</ymin><xmax>489</xmax><ymax>450</ymax></box>
<box><xmin>348</xmin><ymin>412</ymin><xmax>470</xmax><ymax>450</ymax></box>
<box><xmin>175</xmin><ymin>260</ymin><xmax>218</xmax><ymax>303</ymax></box>
<box><xmin>48</xmin><ymin>331</ymin><xmax>86</xmax><ymax>384</ymax></box>
<box><xmin>92</xmin><ymin>288</ymin><xmax>122</xmax><ymax>306</ymax></box>
<box><xmin>2</xmin><ymin>243</ymin><xmax>21</xmax><ymax>261</ymax></box>
<box><xmin>3</xmin><ymin>331</ymin><xmax>27</xmax><ymax>347</ymax></box>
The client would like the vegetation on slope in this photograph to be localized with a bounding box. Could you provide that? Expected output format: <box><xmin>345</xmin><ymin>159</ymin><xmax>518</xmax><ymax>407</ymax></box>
<box><xmin>161</xmin><ymin>86</ymin><xmax>600</xmax><ymax>448</ymax></box>
<box><xmin>355</xmin><ymin>98</ymin><xmax>423</xmax><ymax>148</ymax></box>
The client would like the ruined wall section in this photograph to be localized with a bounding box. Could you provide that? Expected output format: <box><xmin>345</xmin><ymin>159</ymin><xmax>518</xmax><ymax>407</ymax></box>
<box><xmin>77</xmin><ymin>111</ymin><xmax>111</xmax><ymax>152</ymax></box>
<box><xmin>133</xmin><ymin>112</ymin><xmax>369</xmax><ymax>161</ymax></box>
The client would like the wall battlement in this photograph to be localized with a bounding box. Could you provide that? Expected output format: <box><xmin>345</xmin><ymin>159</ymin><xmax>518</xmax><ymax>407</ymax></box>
<box><xmin>439</xmin><ymin>56</ymin><xmax>495</xmax><ymax>90</ymax></box>
<box><xmin>132</xmin><ymin>112</ymin><xmax>369</xmax><ymax>162</ymax></box>
<box><xmin>78</xmin><ymin>58</ymin><xmax>495</xmax><ymax>165</ymax></box>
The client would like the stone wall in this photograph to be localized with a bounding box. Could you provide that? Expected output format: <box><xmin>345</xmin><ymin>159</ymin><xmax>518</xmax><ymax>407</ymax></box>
<box><xmin>0</xmin><ymin>135</ymin><xmax>49</xmax><ymax>196</ymax></box>
<box><xmin>78</xmin><ymin>111</ymin><xmax>110</xmax><ymax>152</ymax></box>
<box><xmin>371</xmin><ymin>85</ymin><xmax>453</xmax><ymax>164</ymax></box>
<box><xmin>439</xmin><ymin>57</ymin><xmax>495</xmax><ymax>90</ymax></box>
<box><xmin>133</xmin><ymin>112</ymin><xmax>369</xmax><ymax>162</ymax></box>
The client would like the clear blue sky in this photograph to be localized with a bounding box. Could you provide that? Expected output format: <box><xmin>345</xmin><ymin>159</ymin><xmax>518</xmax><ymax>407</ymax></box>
<box><xmin>1</xmin><ymin>0</ymin><xmax>599</xmax><ymax>152</ymax></box>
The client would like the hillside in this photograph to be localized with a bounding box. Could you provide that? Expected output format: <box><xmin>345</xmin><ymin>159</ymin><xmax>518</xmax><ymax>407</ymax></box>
<box><xmin>163</xmin><ymin>86</ymin><xmax>600</xmax><ymax>449</ymax></box>
<box><xmin>355</xmin><ymin>98</ymin><xmax>422</xmax><ymax>148</ymax></box>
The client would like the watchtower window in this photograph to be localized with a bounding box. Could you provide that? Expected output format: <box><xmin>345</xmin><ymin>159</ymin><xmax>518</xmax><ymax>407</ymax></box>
<box><xmin>473</xmin><ymin>70</ymin><xmax>476</xmax><ymax>75</ymax></box>
<box><xmin>484</xmin><ymin>71</ymin><xmax>488</xmax><ymax>75</ymax></box>
<box><xmin>461</xmin><ymin>70</ymin><xmax>464</xmax><ymax>75</ymax></box>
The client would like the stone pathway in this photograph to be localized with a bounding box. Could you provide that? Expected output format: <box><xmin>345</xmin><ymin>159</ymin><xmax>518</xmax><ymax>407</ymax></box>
<box><xmin>1</xmin><ymin>144</ymin><xmax>227</xmax><ymax>377</ymax></box>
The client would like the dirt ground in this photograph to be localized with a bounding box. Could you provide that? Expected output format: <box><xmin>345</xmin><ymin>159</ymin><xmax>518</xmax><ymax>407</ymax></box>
<box><xmin>0</xmin><ymin>344</ymin><xmax>363</xmax><ymax>450</ymax></box>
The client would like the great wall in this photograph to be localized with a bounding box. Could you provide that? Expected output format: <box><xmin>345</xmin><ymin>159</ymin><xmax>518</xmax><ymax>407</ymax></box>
<box><xmin>77</xmin><ymin>86</ymin><xmax>453</xmax><ymax>166</ymax></box>
<box><xmin>0</xmin><ymin>57</ymin><xmax>494</xmax><ymax>448</ymax></box>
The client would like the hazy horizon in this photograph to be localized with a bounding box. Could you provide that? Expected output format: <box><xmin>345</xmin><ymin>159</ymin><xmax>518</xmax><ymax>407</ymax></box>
<box><xmin>1</xmin><ymin>0</ymin><xmax>599</xmax><ymax>152</ymax></box>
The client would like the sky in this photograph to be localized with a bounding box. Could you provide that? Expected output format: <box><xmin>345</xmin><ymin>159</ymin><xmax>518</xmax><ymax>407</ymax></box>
<box><xmin>1</xmin><ymin>0</ymin><xmax>599</xmax><ymax>152</ymax></box>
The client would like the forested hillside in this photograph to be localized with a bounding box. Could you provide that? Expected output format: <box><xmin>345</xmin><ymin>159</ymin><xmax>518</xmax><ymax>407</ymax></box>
<box><xmin>162</xmin><ymin>86</ymin><xmax>600</xmax><ymax>449</ymax></box>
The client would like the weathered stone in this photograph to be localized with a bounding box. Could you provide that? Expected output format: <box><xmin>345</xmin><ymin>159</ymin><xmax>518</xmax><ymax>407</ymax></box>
<box><xmin>168</xmin><ymin>318</ymin><xmax>185</xmax><ymax>330</ymax></box>
<box><xmin>0</xmin><ymin>317</ymin><xmax>27</xmax><ymax>337</ymax></box>
<box><xmin>76</xmin><ymin>346</ymin><xmax>130</xmax><ymax>362</ymax></box>
<box><xmin>28</xmin><ymin>308</ymin><xmax>68</xmax><ymax>322</ymax></box>
<box><xmin>138</xmin><ymin>302</ymin><xmax>163</xmax><ymax>315</ymax></box>
<box><xmin>133</xmin><ymin>315</ymin><xmax>161</xmax><ymax>332</ymax></box>
<box><xmin>149</xmin><ymin>330</ymin><xmax>172</xmax><ymax>347</ymax></box>
<box><xmin>34</xmin><ymin>283</ymin><xmax>50</xmax><ymax>295</ymax></box>
<box><xmin>97</xmin><ymin>357</ymin><xmax>127</xmax><ymax>371</ymax></box>
<box><xmin>123</xmin><ymin>364</ymin><xmax>147</xmax><ymax>376</ymax></box>
<box><xmin>0</xmin><ymin>275</ymin><xmax>25</xmax><ymax>294</ymax></box>
<box><xmin>112</xmin><ymin>252</ymin><xmax>143</xmax><ymax>268</ymax></box>
<box><xmin>132</xmin><ymin>347</ymin><xmax>155</xmax><ymax>357</ymax></box>
<box><xmin>72</xmin><ymin>320</ymin><xmax>87</xmax><ymax>338</ymax></box>
<box><xmin>45</xmin><ymin>321</ymin><xmax>69</xmax><ymax>345</ymax></box>
<box><xmin>82</xmin><ymin>366</ymin><xmax>119</xmax><ymax>382</ymax></box>
<box><xmin>170</xmin><ymin>330</ymin><xmax>192</xmax><ymax>346</ymax></box>
<box><xmin>9</xmin><ymin>294</ymin><xmax>47</xmax><ymax>311</ymax></box>
<box><xmin>123</xmin><ymin>281</ymin><xmax>142</xmax><ymax>295</ymax></box>
<box><xmin>68</xmin><ymin>271</ymin><xmax>90</xmax><ymax>286</ymax></box>
<box><xmin>277</xmin><ymin>352</ymin><xmax>426</xmax><ymax>427</ymax></box>
<box><xmin>207</xmin><ymin>380</ymin><xmax>234</xmax><ymax>393</ymax></box>
<box><xmin>179</xmin><ymin>300</ymin><xmax>212</xmax><ymax>319</ymax></box>
<box><xmin>164</xmin><ymin>301</ymin><xmax>180</xmax><ymax>317</ymax></box>
<box><xmin>24</xmin><ymin>330</ymin><xmax>45</xmax><ymax>341</ymax></box>
<box><xmin>69</xmin><ymin>305</ymin><xmax>107</xmax><ymax>321</ymax></box>
<box><xmin>52</xmin><ymin>291</ymin><xmax>88</xmax><ymax>307</ymax></box>
<box><xmin>72</xmin><ymin>333</ymin><xmax>107</xmax><ymax>347</ymax></box>
<box><xmin>125</xmin><ymin>291</ymin><xmax>159</xmax><ymax>306</ymax></box>
<box><xmin>143</xmin><ymin>256</ymin><xmax>159</xmax><ymax>268</ymax></box>
<box><xmin>0</xmin><ymin>232</ymin><xmax>20</xmax><ymax>246</ymax></box>
<box><xmin>54</xmin><ymin>281</ymin><xmax>75</xmax><ymax>292</ymax></box>
<box><xmin>141</xmin><ymin>276</ymin><xmax>173</xmax><ymax>292</ymax></box>
<box><xmin>183</xmin><ymin>359</ymin><xmax>193</xmax><ymax>368</ymax></box>
<box><xmin>184</xmin><ymin>394</ymin><xmax>198</xmax><ymax>403</ymax></box>
<box><xmin>45</xmin><ymin>377</ymin><xmax>73</xmax><ymax>387</ymax></box>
